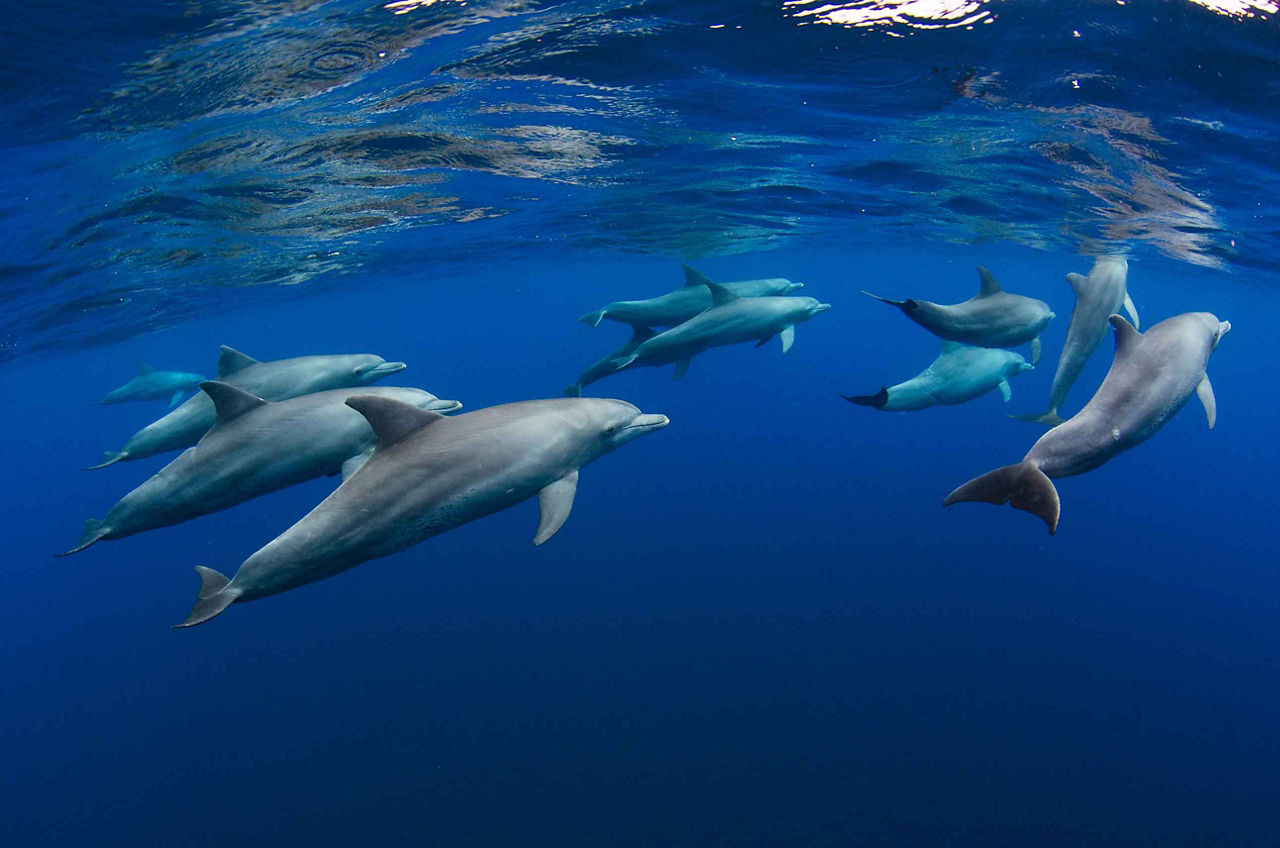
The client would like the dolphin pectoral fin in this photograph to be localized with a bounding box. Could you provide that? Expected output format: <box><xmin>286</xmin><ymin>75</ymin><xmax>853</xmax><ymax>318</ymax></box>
<box><xmin>136</xmin><ymin>360</ymin><xmax>154</xmax><ymax>374</ymax></box>
<box><xmin>1124</xmin><ymin>294</ymin><xmax>1140</xmax><ymax>330</ymax></box>
<box><xmin>943</xmin><ymin>461</ymin><xmax>1060</xmax><ymax>535</ymax></box>
<box><xmin>1029</xmin><ymin>336</ymin><xmax>1042</xmax><ymax>365</ymax></box>
<box><xmin>341</xmin><ymin>448</ymin><xmax>374</xmax><ymax>481</ymax></box>
<box><xmin>56</xmin><ymin>518</ymin><xmax>106</xmax><ymax>557</ymax></box>
<box><xmin>168</xmin><ymin>391</ymin><xmax>184</xmax><ymax>409</ymax></box>
<box><xmin>611</xmin><ymin>354</ymin><xmax>638</xmax><ymax>370</ymax></box>
<box><xmin>87</xmin><ymin>451</ymin><xmax>126</xmax><ymax>470</ymax></box>
<box><xmin>534</xmin><ymin>471</ymin><xmax>578</xmax><ymax>546</ymax></box>
<box><xmin>173</xmin><ymin>566</ymin><xmax>238</xmax><ymax>628</ymax></box>
<box><xmin>577</xmin><ymin>310</ymin><xmax>606</xmax><ymax>328</ymax></box>
<box><xmin>1196</xmin><ymin>374</ymin><xmax>1217</xmax><ymax>429</ymax></box>
<box><xmin>754</xmin><ymin>336</ymin><xmax>773</xmax><ymax>348</ymax></box>
<box><xmin>1008</xmin><ymin>409</ymin><xmax>1066</xmax><ymax>428</ymax></box>
<box><xmin>780</xmin><ymin>325</ymin><xmax>795</xmax><ymax>353</ymax></box>
<box><xmin>672</xmin><ymin>359</ymin><xmax>691</xmax><ymax>380</ymax></box>
<box><xmin>998</xmin><ymin>380</ymin><xmax>1012</xmax><ymax>402</ymax></box>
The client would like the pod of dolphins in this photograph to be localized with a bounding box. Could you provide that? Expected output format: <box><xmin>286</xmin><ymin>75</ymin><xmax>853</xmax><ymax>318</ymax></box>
<box><xmin>71</xmin><ymin>256</ymin><xmax>1227</xmax><ymax>628</ymax></box>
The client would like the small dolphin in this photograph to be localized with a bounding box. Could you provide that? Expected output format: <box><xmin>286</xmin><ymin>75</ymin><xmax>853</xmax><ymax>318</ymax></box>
<box><xmin>564</xmin><ymin>325</ymin><xmax>658</xmax><ymax>397</ymax></box>
<box><xmin>578</xmin><ymin>264</ymin><xmax>803</xmax><ymax>328</ymax></box>
<box><xmin>89</xmin><ymin>346</ymin><xmax>406</xmax><ymax>469</ymax></box>
<box><xmin>943</xmin><ymin>312</ymin><xmax>1229</xmax><ymax>533</ymax></box>
<box><xmin>609</xmin><ymin>283</ymin><xmax>831</xmax><ymax>379</ymax></box>
<box><xmin>61</xmin><ymin>383</ymin><xmax>460</xmax><ymax>556</ymax></box>
<box><xmin>1010</xmin><ymin>256</ymin><xmax>1139</xmax><ymax>427</ymax></box>
<box><xmin>844</xmin><ymin>342</ymin><xmax>1033</xmax><ymax>412</ymax></box>
<box><xmin>174</xmin><ymin>397</ymin><xmax>669</xmax><ymax>627</ymax></box>
<box><xmin>99</xmin><ymin>362</ymin><xmax>207</xmax><ymax>408</ymax></box>
<box><xmin>864</xmin><ymin>266</ymin><xmax>1054</xmax><ymax>363</ymax></box>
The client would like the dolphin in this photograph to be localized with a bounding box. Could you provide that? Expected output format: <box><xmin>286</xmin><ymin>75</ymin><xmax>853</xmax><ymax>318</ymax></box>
<box><xmin>89</xmin><ymin>346</ymin><xmax>406</xmax><ymax>469</ymax></box>
<box><xmin>609</xmin><ymin>283</ymin><xmax>831</xmax><ymax>380</ymax></box>
<box><xmin>174</xmin><ymin>397</ymin><xmax>669</xmax><ymax>627</ymax></box>
<box><xmin>943</xmin><ymin>312</ymin><xmax>1229</xmax><ymax>533</ymax></box>
<box><xmin>863</xmin><ymin>266</ymin><xmax>1055</xmax><ymax>364</ymax></box>
<box><xmin>1010</xmin><ymin>256</ymin><xmax>1139</xmax><ymax>427</ymax></box>
<box><xmin>578</xmin><ymin>264</ymin><xmax>804</xmax><ymax>329</ymax></box>
<box><xmin>61</xmin><ymin>383</ymin><xmax>461</xmax><ymax>556</ymax></box>
<box><xmin>844</xmin><ymin>342</ymin><xmax>1033</xmax><ymax>412</ymax></box>
<box><xmin>99</xmin><ymin>362</ymin><xmax>207</xmax><ymax>408</ymax></box>
<box><xmin>564</xmin><ymin>325</ymin><xmax>658</xmax><ymax>397</ymax></box>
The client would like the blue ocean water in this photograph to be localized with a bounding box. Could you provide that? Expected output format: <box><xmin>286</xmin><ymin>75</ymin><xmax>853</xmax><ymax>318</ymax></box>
<box><xmin>3</xmin><ymin>0</ymin><xmax>1279</xmax><ymax>843</ymax></box>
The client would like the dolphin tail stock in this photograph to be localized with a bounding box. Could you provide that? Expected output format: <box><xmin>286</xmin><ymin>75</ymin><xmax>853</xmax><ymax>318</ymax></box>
<box><xmin>943</xmin><ymin>460</ymin><xmax>1060</xmax><ymax>534</ymax></box>
<box><xmin>1007</xmin><ymin>409</ymin><xmax>1067</xmax><ymax>428</ymax></box>
<box><xmin>56</xmin><ymin>519</ymin><xmax>106</xmax><ymax>557</ymax></box>
<box><xmin>86</xmin><ymin>451</ymin><xmax>127</xmax><ymax>470</ymax></box>
<box><xmin>577</xmin><ymin>309</ymin><xmax>606</xmax><ymax>328</ymax></box>
<box><xmin>173</xmin><ymin>566</ymin><xmax>239</xmax><ymax>628</ymax></box>
<box><xmin>842</xmin><ymin>388</ymin><xmax>888</xmax><ymax>410</ymax></box>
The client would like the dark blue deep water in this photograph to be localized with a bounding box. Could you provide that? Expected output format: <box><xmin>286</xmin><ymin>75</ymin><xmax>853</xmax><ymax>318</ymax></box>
<box><xmin>4</xmin><ymin>1</ymin><xmax>1279</xmax><ymax>844</ymax></box>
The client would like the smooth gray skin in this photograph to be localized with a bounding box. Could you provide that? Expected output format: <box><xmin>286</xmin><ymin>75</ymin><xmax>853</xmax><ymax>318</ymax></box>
<box><xmin>564</xmin><ymin>325</ymin><xmax>656</xmax><ymax>397</ymax></box>
<box><xmin>845</xmin><ymin>344</ymin><xmax>1033</xmax><ymax>412</ymax></box>
<box><xmin>99</xmin><ymin>362</ymin><xmax>207</xmax><ymax>408</ymax></box>
<box><xmin>865</xmin><ymin>266</ymin><xmax>1054</xmax><ymax>353</ymax></box>
<box><xmin>62</xmin><ymin>384</ymin><xmax>461</xmax><ymax>555</ymax></box>
<box><xmin>944</xmin><ymin>312</ymin><xmax>1229</xmax><ymax>534</ymax></box>
<box><xmin>1011</xmin><ymin>257</ymin><xmax>1138</xmax><ymax>426</ymax></box>
<box><xmin>578</xmin><ymin>264</ymin><xmax>803</xmax><ymax>328</ymax></box>
<box><xmin>90</xmin><ymin>345</ymin><xmax>406</xmax><ymax>468</ymax></box>
<box><xmin>609</xmin><ymin>284</ymin><xmax>831</xmax><ymax>377</ymax></box>
<box><xmin>176</xmin><ymin>397</ymin><xmax>669</xmax><ymax>627</ymax></box>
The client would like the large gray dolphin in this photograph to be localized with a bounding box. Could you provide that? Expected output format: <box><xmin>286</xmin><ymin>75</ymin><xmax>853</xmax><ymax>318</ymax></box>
<box><xmin>564</xmin><ymin>325</ymin><xmax>657</xmax><ymax>397</ymax></box>
<box><xmin>1010</xmin><ymin>256</ymin><xmax>1139</xmax><ymax>427</ymax></box>
<box><xmin>578</xmin><ymin>265</ymin><xmax>803</xmax><ymax>328</ymax></box>
<box><xmin>864</xmin><ymin>266</ymin><xmax>1055</xmax><ymax>364</ymax></box>
<box><xmin>609</xmin><ymin>283</ymin><xmax>831</xmax><ymax>379</ymax></box>
<box><xmin>175</xmin><ymin>397</ymin><xmax>669</xmax><ymax>627</ymax></box>
<box><xmin>99</xmin><ymin>362</ymin><xmax>207</xmax><ymax>408</ymax></box>
<box><xmin>62</xmin><ymin>383</ymin><xmax>461</xmax><ymax>555</ymax></box>
<box><xmin>943</xmin><ymin>312</ymin><xmax>1229</xmax><ymax>533</ymax></box>
<box><xmin>844</xmin><ymin>343</ymin><xmax>1033</xmax><ymax>412</ymax></box>
<box><xmin>89</xmin><ymin>346</ymin><xmax>406</xmax><ymax>469</ymax></box>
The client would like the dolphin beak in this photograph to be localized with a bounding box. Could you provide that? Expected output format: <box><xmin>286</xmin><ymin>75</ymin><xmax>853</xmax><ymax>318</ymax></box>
<box><xmin>625</xmin><ymin>413</ymin><xmax>669</xmax><ymax>434</ymax></box>
<box><xmin>366</xmin><ymin>361</ymin><xmax>407</xmax><ymax>377</ymax></box>
<box><xmin>429</xmin><ymin>399</ymin><xmax>463</xmax><ymax>413</ymax></box>
<box><xmin>813</xmin><ymin>303</ymin><xmax>832</xmax><ymax>313</ymax></box>
<box><xmin>788</xmin><ymin>282</ymin><xmax>805</xmax><ymax>291</ymax></box>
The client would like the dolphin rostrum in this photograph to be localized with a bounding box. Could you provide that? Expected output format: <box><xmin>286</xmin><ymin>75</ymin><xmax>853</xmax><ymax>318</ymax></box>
<box><xmin>174</xmin><ymin>397</ymin><xmax>669</xmax><ymax>627</ymax></box>
<box><xmin>844</xmin><ymin>342</ymin><xmax>1033</xmax><ymax>412</ymax></box>
<box><xmin>943</xmin><ymin>312</ymin><xmax>1229</xmax><ymax>533</ymax></box>
<box><xmin>564</xmin><ymin>325</ymin><xmax>658</xmax><ymax>397</ymax></box>
<box><xmin>62</xmin><ymin>383</ymin><xmax>461</xmax><ymax>555</ymax></box>
<box><xmin>89</xmin><ymin>345</ymin><xmax>406</xmax><ymax>469</ymax></box>
<box><xmin>864</xmin><ymin>266</ymin><xmax>1054</xmax><ymax>363</ymax></box>
<box><xmin>99</xmin><ymin>362</ymin><xmax>207</xmax><ymax>408</ymax></box>
<box><xmin>1010</xmin><ymin>256</ymin><xmax>1139</xmax><ymax>427</ymax></box>
<box><xmin>609</xmin><ymin>282</ymin><xmax>831</xmax><ymax>380</ymax></box>
<box><xmin>578</xmin><ymin>265</ymin><xmax>803</xmax><ymax>329</ymax></box>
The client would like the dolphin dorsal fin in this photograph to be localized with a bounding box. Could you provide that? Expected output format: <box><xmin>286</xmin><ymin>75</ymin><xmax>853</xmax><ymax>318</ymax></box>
<box><xmin>705</xmin><ymin>281</ymin><xmax>740</xmax><ymax>307</ymax></box>
<box><xmin>682</xmin><ymin>265</ymin><xmax>713</xmax><ymax>288</ymax></box>
<box><xmin>136</xmin><ymin>360</ymin><xmax>154</xmax><ymax>374</ymax></box>
<box><xmin>201</xmin><ymin>381</ymin><xmax>268</xmax><ymax>424</ymax></box>
<box><xmin>1109</xmin><ymin>314</ymin><xmax>1142</xmax><ymax>356</ymax></box>
<box><xmin>217</xmin><ymin>346</ymin><xmax>259</xmax><ymax>377</ymax></box>
<box><xmin>977</xmin><ymin>267</ymin><xmax>1002</xmax><ymax>297</ymax></box>
<box><xmin>346</xmin><ymin>395</ymin><xmax>446</xmax><ymax>448</ymax></box>
<box><xmin>941</xmin><ymin>340</ymin><xmax>963</xmax><ymax>354</ymax></box>
<box><xmin>1066</xmin><ymin>272</ymin><xmax>1088</xmax><ymax>295</ymax></box>
<box><xmin>630</xmin><ymin>325</ymin><xmax>659</xmax><ymax>344</ymax></box>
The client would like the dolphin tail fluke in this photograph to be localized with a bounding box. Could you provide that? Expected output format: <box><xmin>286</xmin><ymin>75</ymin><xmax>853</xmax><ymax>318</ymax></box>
<box><xmin>842</xmin><ymin>388</ymin><xmax>888</xmax><ymax>410</ymax></box>
<box><xmin>56</xmin><ymin>519</ymin><xmax>106</xmax><ymax>557</ymax></box>
<box><xmin>173</xmin><ymin>566</ymin><xmax>238</xmax><ymax>628</ymax></box>
<box><xmin>1007</xmin><ymin>409</ymin><xmax>1067</xmax><ymax>428</ymax></box>
<box><xmin>564</xmin><ymin>383</ymin><xmax>583</xmax><ymax>397</ymax></box>
<box><xmin>577</xmin><ymin>310</ymin><xmax>606</xmax><ymax>328</ymax></box>
<box><xmin>860</xmin><ymin>290</ymin><xmax>904</xmax><ymax>307</ymax></box>
<box><xmin>943</xmin><ymin>461</ymin><xmax>1060</xmax><ymax>534</ymax></box>
<box><xmin>87</xmin><ymin>451</ymin><xmax>126</xmax><ymax>470</ymax></box>
<box><xmin>610</xmin><ymin>354</ymin><xmax>639</xmax><ymax>370</ymax></box>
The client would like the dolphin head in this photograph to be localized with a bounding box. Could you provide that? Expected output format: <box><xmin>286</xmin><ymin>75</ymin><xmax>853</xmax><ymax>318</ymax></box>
<box><xmin>796</xmin><ymin>297</ymin><xmax>832</xmax><ymax>319</ymax></box>
<box><xmin>347</xmin><ymin>354</ymin><xmax>408</xmax><ymax>385</ymax></box>
<box><xmin>1213</xmin><ymin>318</ymin><xmax>1231</xmax><ymax>350</ymax></box>
<box><xmin>571</xmin><ymin>398</ymin><xmax>669</xmax><ymax>460</ymax></box>
<box><xmin>783</xmin><ymin>280</ymin><xmax>805</xmax><ymax>293</ymax></box>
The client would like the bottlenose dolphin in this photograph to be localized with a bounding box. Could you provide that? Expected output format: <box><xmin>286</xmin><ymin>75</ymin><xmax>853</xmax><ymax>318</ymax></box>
<box><xmin>89</xmin><ymin>346</ymin><xmax>406</xmax><ymax>469</ymax></box>
<box><xmin>609</xmin><ymin>283</ymin><xmax>831</xmax><ymax>379</ymax></box>
<box><xmin>864</xmin><ymin>266</ymin><xmax>1054</xmax><ymax>363</ymax></box>
<box><xmin>564</xmin><ymin>325</ymin><xmax>658</xmax><ymax>397</ymax></box>
<box><xmin>1010</xmin><ymin>256</ymin><xmax>1139</xmax><ymax>427</ymax></box>
<box><xmin>578</xmin><ymin>265</ymin><xmax>803</xmax><ymax>328</ymax></box>
<box><xmin>943</xmin><ymin>312</ymin><xmax>1229</xmax><ymax>533</ymax></box>
<box><xmin>62</xmin><ymin>383</ymin><xmax>460</xmax><ymax>555</ymax></box>
<box><xmin>99</xmin><ymin>362</ymin><xmax>207</xmax><ymax>408</ymax></box>
<box><xmin>175</xmin><ymin>397</ymin><xmax>669</xmax><ymax>627</ymax></box>
<box><xmin>844</xmin><ymin>343</ymin><xmax>1033</xmax><ymax>412</ymax></box>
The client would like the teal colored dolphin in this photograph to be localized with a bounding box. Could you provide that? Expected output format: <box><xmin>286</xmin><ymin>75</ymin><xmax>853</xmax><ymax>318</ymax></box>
<box><xmin>845</xmin><ymin>342</ymin><xmax>1033</xmax><ymax>412</ymax></box>
<box><xmin>99</xmin><ymin>362</ymin><xmax>207</xmax><ymax>408</ymax></box>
